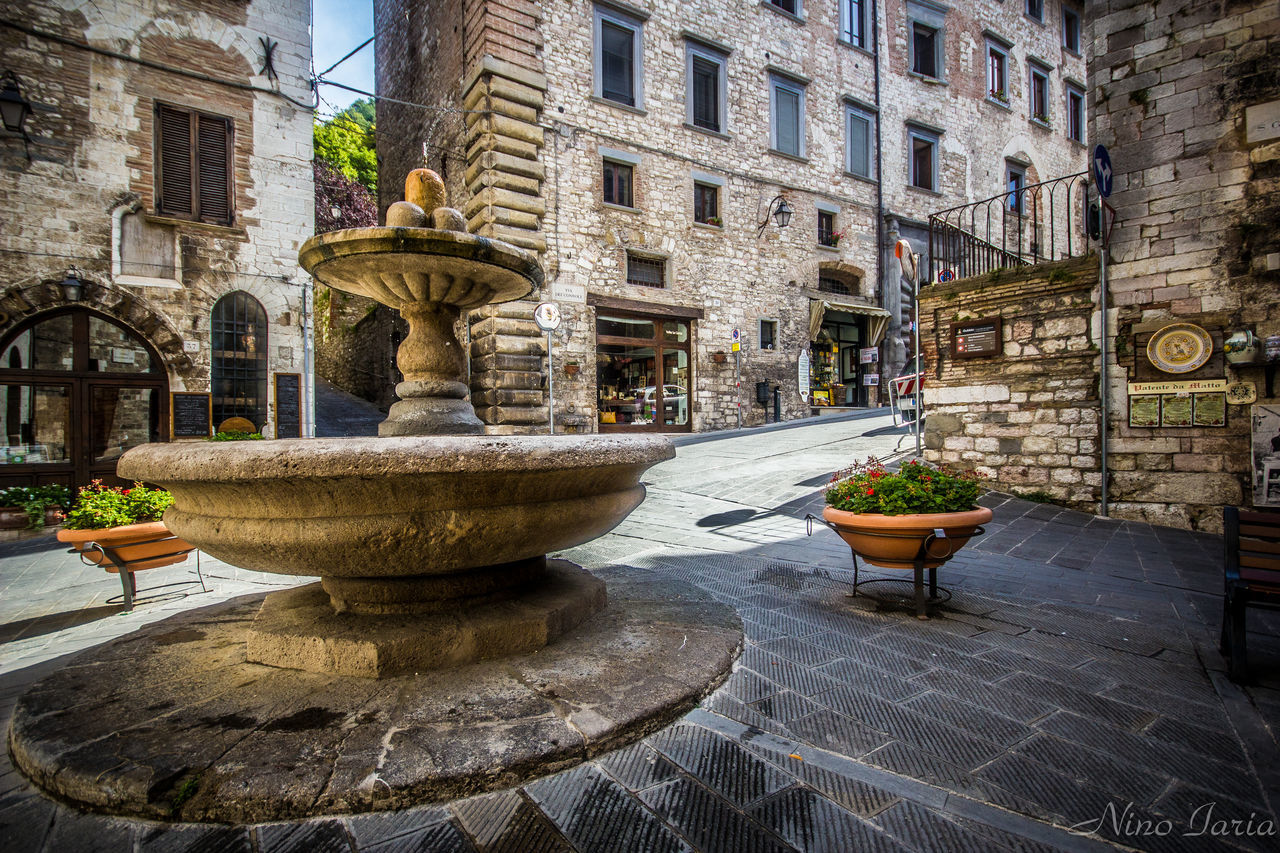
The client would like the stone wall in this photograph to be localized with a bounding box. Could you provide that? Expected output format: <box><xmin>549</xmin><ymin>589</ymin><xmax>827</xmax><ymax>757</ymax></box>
<box><xmin>1087</xmin><ymin>0</ymin><xmax>1280</xmax><ymax>530</ymax></box>
<box><xmin>0</xmin><ymin>0</ymin><xmax>314</xmax><ymax>436</ymax></box>
<box><xmin>921</xmin><ymin>255</ymin><xmax>1102</xmax><ymax>510</ymax></box>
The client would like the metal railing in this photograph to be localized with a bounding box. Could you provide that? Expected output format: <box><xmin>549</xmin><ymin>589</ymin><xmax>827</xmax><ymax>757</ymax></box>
<box><xmin>928</xmin><ymin>171</ymin><xmax>1089</xmax><ymax>283</ymax></box>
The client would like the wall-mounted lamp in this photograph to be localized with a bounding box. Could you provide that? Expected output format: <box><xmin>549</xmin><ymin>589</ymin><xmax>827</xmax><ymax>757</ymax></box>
<box><xmin>757</xmin><ymin>195</ymin><xmax>793</xmax><ymax>237</ymax></box>
<box><xmin>60</xmin><ymin>267</ymin><xmax>84</xmax><ymax>302</ymax></box>
<box><xmin>0</xmin><ymin>71</ymin><xmax>32</xmax><ymax>160</ymax></box>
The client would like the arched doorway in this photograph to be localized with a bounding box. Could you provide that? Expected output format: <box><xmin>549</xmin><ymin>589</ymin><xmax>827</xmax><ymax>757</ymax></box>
<box><xmin>0</xmin><ymin>309</ymin><xmax>168</xmax><ymax>490</ymax></box>
<box><xmin>211</xmin><ymin>292</ymin><xmax>267</xmax><ymax>431</ymax></box>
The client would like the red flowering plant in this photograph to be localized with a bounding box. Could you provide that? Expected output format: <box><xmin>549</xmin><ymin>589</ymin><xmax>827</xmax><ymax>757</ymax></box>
<box><xmin>62</xmin><ymin>480</ymin><xmax>175</xmax><ymax>530</ymax></box>
<box><xmin>824</xmin><ymin>458</ymin><xmax>982</xmax><ymax>515</ymax></box>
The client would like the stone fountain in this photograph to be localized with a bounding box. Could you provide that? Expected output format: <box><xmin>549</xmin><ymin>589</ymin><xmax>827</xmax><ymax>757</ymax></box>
<box><xmin>7</xmin><ymin>171</ymin><xmax>741</xmax><ymax>823</ymax></box>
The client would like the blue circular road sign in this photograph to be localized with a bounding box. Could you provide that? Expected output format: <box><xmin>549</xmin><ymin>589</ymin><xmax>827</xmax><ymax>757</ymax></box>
<box><xmin>1093</xmin><ymin>145</ymin><xmax>1113</xmax><ymax>198</ymax></box>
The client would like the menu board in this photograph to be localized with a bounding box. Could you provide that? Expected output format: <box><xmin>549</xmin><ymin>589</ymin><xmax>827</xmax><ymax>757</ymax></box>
<box><xmin>275</xmin><ymin>373</ymin><xmax>302</xmax><ymax>439</ymax></box>
<box><xmin>951</xmin><ymin>318</ymin><xmax>1003</xmax><ymax>359</ymax></box>
<box><xmin>1128</xmin><ymin>392</ymin><xmax>1227</xmax><ymax>428</ymax></box>
<box><xmin>171</xmin><ymin>392</ymin><xmax>212</xmax><ymax>438</ymax></box>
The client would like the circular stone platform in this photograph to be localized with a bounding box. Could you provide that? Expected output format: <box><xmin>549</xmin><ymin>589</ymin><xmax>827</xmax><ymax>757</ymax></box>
<box><xmin>8</xmin><ymin>564</ymin><xmax>740</xmax><ymax>824</ymax></box>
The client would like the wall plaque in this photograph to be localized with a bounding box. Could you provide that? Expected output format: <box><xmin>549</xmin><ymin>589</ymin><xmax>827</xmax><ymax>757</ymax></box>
<box><xmin>171</xmin><ymin>392</ymin><xmax>212</xmax><ymax>438</ymax></box>
<box><xmin>275</xmin><ymin>373</ymin><xmax>302</xmax><ymax>439</ymax></box>
<box><xmin>1127</xmin><ymin>391</ymin><xmax>1227</xmax><ymax>428</ymax></box>
<box><xmin>951</xmin><ymin>317</ymin><xmax>1003</xmax><ymax>359</ymax></box>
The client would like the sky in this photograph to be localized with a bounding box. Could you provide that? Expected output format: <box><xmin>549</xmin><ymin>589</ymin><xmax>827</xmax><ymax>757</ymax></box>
<box><xmin>312</xmin><ymin>0</ymin><xmax>376</xmax><ymax>118</ymax></box>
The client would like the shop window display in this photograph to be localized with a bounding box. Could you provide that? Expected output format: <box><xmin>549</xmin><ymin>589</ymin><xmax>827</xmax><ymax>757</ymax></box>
<box><xmin>596</xmin><ymin>314</ymin><xmax>690</xmax><ymax>431</ymax></box>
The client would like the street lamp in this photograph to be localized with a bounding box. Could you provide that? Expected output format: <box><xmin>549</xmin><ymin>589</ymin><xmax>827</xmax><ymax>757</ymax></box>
<box><xmin>60</xmin><ymin>267</ymin><xmax>84</xmax><ymax>302</ymax></box>
<box><xmin>1</xmin><ymin>71</ymin><xmax>32</xmax><ymax>160</ymax></box>
<box><xmin>756</xmin><ymin>195</ymin><xmax>793</xmax><ymax>237</ymax></box>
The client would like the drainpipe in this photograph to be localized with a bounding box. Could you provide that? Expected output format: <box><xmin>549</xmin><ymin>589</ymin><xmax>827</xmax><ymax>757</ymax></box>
<box><xmin>872</xmin><ymin>0</ymin><xmax>885</xmax><ymax>360</ymax></box>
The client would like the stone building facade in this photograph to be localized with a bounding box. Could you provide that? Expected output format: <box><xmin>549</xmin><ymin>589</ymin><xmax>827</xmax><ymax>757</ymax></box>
<box><xmin>0</xmin><ymin>0</ymin><xmax>314</xmax><ymax>488</ymax></box>
<box><xmin>376</xmin><ymin>0</ymin><xmax>1086</xmax><ymax>434</ymax></box>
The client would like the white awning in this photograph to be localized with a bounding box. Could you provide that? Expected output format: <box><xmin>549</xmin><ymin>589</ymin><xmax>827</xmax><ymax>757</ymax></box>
<box><xmin>809</xmin><ymin>299</ymin><xmax>892</xmax><ymax>346</ymax></box>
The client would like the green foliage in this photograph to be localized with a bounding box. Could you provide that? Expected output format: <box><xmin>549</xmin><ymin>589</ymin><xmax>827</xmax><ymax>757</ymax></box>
<box><xmin>314</xmin><ymin>98</ymin><xmax>377</xmax><ymax>195</ymax></box>
<box><xmin>825</xmin><ymin>458</ymin><xmax>982</xmax><ymax>516</ymax></box>
<box><xmin>210</xmin><ymin>430</ymin><xmax>264</xmax><ymax>441</ymax></box>
<box><xmin>62</xmin><ymin>481</ymin><xmax>174</xmax><ymax>530</ymax></box>
<box><xmin>1015</xmin><ymin>489</ymin><xmax>1055</xmax><ymax>504</ymax></box>
<box><xmin>1047</xmin><ymin>267</ymin><xmax>1076</xmax><ymax>285</ymax></box>
<box><xmin>0</xmin><ymin>485</ymin><xmax>72</xmax><ymax>528</ymax></box>
<box><xmin>169</xmin><ymin>774</ymin><xmax>200</xmax><ymax>817</ymax></box>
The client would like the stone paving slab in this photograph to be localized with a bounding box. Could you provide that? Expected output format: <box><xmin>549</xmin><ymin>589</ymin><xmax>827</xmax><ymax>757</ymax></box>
<box><xmin>1</xmin><ymin>414</ymin><xmax>1279</xmax><ymax>850</ymax></box>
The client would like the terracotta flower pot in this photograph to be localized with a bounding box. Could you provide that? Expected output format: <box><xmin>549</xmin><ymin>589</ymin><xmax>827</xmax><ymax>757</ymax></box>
<box><xmin>712</xmin><ymin>352</ymin><xmax>727</xmax><ymax>364</ymax></box>
<box><xmin>822</xmin><ymin>505</ymin><xmax>993</xmax><ymax>569</ymax></box>
<box><xmin>57</xmin><ymin>521</ymin><xmax>190</xmax><ymax>572</ymax></box>
<box><xmin>564</xmin><ymin>363</ymin><xmax>580</xmax><ymax>376</ymax></box>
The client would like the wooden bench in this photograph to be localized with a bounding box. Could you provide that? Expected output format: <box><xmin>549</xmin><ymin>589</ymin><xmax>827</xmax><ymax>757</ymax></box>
<box><xmin>65</xmin><ymin>524</ymin><xmax>204</xmax><ymax>611</ymax></box>
<box><xmin>1220</xmin><ymin>506</ymin><xmax>1280</xmax><ymax>682</ymax></box>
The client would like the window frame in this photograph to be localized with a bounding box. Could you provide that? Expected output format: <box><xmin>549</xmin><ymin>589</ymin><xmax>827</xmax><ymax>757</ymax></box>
<box><xmin>1006</xmin><ymin>161</ymin><xmax>1027</xmax><ymax>213</ymax></box>
<box><xmin>765</xmin><ymin>0</ymin><xmax>803</xmax><ymax>20</ymax></box>
<box><xmin>685</xmin><ymin>41</ymin><xmax>728</xmax><ymax>135</ymax></box>
<box><xmin>769</xmin><ymin>73</ymin><xmax>807</xmax><ymax>159</ymax></box>
<box><xmin>844</xmin><ymin>102</ymin><xmax>875</xmax><ymax>179</ymax></box>
<box><xmin>906</xmin><ymin>0</ymin><xmax>947</xmax><ymax>81</ymax></box>
<box><xmin>907</xmin><ymin>125</ymin><xmax>940</xmax><ymax>192</ymax></box>
<box><xmin>1062</xmin><ymin>5</ymin><xmax>1082</xmax><ymax>54</ymax></box>
<box><xmin>1029</xmin><ymin>61</ymin><xmax>1051</xmax><ymax>124</ymax></box>
<box><xmin>693</xmin><ymin>181</ymin><xmax>720</xmax><ymax>226</ymax></box>
<box><xmin>1066</xmin><ymin>82</ymin><xmax>1086</xmax><ymax>143</ymax></box>
<box><xmin>839</xmin><ymin>0</ymin><xmax>869</xmax><ymax>50</ymax></box>
<box><xmin>625</xmin><ymin>252</ymin><xmax>666</xmax><ymax>289</ymax></box>
<box><xmin>153</xmin><ymin>102</ymin><xmax>235</xmax><ymax>226</ymax></box>
<box><xmin>759</xmin><ymin>318</ymin><xmax>778</xmax><ymax>351</ymax></box>
<box><xmin>593</xmin><ymin>4</ymin><xmax>644</xmax><ymax>110</ymax></box>
<box><xmin>985</xmin><ymin>37</ymin><xmax>1010</xmax><ymax>104</ymax></box>
<box><xmin>1026</xmin><ymin>0</ymin><xmax>1044</xmax><ymax>23</ymax></box>
<box><xmin>602</xmin><ymin>157</ymin><xmax>635</xmax><ymax>209</ymax></box>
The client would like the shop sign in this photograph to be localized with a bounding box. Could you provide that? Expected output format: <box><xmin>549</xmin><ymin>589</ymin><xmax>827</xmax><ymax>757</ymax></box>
<box><xmin>1126</xmin><ymin>379</ymin><xmax>1227</xmax><ymax>395</ymax></box>
<box><xmin>798</xmin><ymin>351</ymin><xmax>810</xmax><ymax>402</ymax></box>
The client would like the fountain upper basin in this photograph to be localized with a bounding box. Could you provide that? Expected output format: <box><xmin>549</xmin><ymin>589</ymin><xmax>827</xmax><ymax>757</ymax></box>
<box><xmin>118</xmin><ymin>434</ymin><xmax>674</xmax><ymax>583</ymax></box>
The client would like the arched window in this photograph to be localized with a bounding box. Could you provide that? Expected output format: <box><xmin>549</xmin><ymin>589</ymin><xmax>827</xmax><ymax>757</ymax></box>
<box><xmin>210</xmin><ymin>292</ymin><xmax>267</xmax><ymax>430</ymax></box>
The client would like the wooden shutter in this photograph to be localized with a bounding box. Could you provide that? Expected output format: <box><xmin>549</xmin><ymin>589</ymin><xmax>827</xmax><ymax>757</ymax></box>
<box><xmin>156</xmin><ymin>105</ymin><xmax>193</xmax><ymax>217</ymax></box>
<box><xmin>196</xmin><ymin>115</ymin><xmax>232</xmax><ymax>224</ymax></box>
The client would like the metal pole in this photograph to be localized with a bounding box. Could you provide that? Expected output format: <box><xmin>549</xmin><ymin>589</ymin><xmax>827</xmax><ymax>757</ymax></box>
<box><xmin>914</xmin><ymin>255</ymin><xmax>923</xmax><ymax>458</ymax></box>
<box><xmin>546</xmin><ymin>329</ymin><xmax>554</xmax><ymax>435</ymax></box>
<box><xmin>1098</xmin><ymin>195</ymin><xmax>1109</xmax><ymax>517</ymax></box>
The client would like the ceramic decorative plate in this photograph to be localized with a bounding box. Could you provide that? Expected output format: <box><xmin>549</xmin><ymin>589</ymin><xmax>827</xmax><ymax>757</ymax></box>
<box><xmin>1147</xmin><ymin>323</ymin><xmax>1213</xmax><ymax>374</ymax></box>
<box><xmin>1226</xmin><ymin>382</ymin><xmax>1257</xmax><ymax>405</ymax></box>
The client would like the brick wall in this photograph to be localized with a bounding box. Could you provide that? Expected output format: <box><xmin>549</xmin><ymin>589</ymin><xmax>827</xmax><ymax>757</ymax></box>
<box><xmin>1088</xmin><ymin>0</ymin><xmax>1280</xmax><ymax>530</ymax></box>
<box><xmin>0</xmin><ymin>0</ymin><xmax>314</xmax><ymax>436</ymax></box>
<box><xmin>921</xmin><ymin>255</ymin><xmax>1102</xmax><ymax>509</ymax></box>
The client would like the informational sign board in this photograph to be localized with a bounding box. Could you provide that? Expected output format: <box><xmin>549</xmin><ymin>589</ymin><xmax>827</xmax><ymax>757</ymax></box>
<box><xmin>533</xmin><ymin>302</ymin><xmax>561</xmax><ymax>331</ymax></box>
<box><xmin>171</xmin><ymin>392</ymin><xmax>212</xmax><ymax>438</ymax></box>
<box><xmin>798</xmin><ymin>351</ymin><xmax>811</xmax><ymax>402</ymax></box>
<box><xmin>859</xmin><ymin>347</ymin><xmax>879</xmax><ymax>364</ymax></box>
<box><xmin>552</xmin><ymin>281</ymin><xmax>587</xmax><ymax>304</ymax></box>
<box><xmin>951</xmin><ymin>318</ymin><xmax>1003</xmax><ymax>359</ymax></box>
<box><xmin>863</xmin><ymin>373</ymin><xmax>880</xmax><ymax>386</ymax></box>
<box><xmin>275</xmin><ymin>373</ymin><xmax>302</xmax><ymax>439</ymax></box>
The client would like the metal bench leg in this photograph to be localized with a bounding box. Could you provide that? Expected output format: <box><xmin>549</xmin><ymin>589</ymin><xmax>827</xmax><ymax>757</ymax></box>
<box><xmin>120</xmin><ymin>570</ymin><xmax>135</xmax><ymax>611</ymax></box>
<box><xmin>1225</xmin><ymin>587</ymin><xmax>1249</xmax><ymax>683</ymax></box>
<box><xmin>928</xmin><ymin>566</ymin><xmax>938</xmax><ymax>600</ymax></box>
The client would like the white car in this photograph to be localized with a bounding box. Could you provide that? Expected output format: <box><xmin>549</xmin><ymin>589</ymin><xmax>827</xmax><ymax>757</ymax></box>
<box><xmin>638</xmin><ymin>385</ymin><xmax>687</xmax><ymax>423</ymax></box>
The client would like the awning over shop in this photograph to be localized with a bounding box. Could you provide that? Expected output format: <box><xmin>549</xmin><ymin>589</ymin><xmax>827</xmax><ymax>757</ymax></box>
<box><xmin>809</xmin><ymin>299</ymin><xmax>892</xmax><ymax>346</ymax></box>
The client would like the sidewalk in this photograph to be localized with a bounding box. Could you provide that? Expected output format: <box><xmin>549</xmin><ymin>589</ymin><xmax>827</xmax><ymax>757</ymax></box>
<box><xmin>1</xmin><ymin>414</ymin><xmax>1277</xmax><ymax>852</ymax></box>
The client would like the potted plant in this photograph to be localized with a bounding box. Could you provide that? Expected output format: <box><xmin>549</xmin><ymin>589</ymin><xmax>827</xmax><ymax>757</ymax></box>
<box><xmin>823</xmin><ymin>458</ymin><xmax>991</xmax><ymax>569</ymax></box>
<box><xmin>564</xmin><ymin>361</ymin><xmax>581</xmax><ymax>376</ymax></box>
<box><xmin>56</xmin><ymin>480</ymin><xmax>187</xmax><ymax>571</ymax></box>
<box><xmin>711</xmin><ymin>351</ymin><xmax>728</xmax><ymax>363</ymax></box>
<box><xmin>705</xmin><ymin>216</ymin><xmax>723</xmax><ymax>227</ymax></box>
<box><xmin>0</xmin><ymin>485</ymin><xmax>72</xmax><ymax>530</ymax></box>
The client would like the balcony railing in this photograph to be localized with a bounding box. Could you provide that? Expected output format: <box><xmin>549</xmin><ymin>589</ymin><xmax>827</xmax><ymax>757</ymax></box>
<box><xmin>928</xmin><ymin>170</ymin><xmax>1089</xmax><ymax>283</ymax></box>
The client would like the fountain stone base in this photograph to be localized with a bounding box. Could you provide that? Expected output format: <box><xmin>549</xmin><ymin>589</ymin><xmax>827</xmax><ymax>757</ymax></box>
<box><xmin>248</xmin><ymin>559</ymin><xmax>606</xmax><ymax>677</ymax></box>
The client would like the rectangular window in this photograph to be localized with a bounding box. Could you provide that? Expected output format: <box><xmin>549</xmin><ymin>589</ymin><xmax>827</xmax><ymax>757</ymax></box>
<box><xmin>1030</xmin><ymin>63</ymin><xmax>1050</xmax><ymax>123</ymax></box>
<box><xmin>1006</xmin><ymin>162</ymin><xmax>1026</xmax><ymax>212</ymax></box>
<box><xmin>1067</xmin><ymin>84</ymin><xmax>1085</xmax><ymax>142</ymax></box>
<box><xmin>626</xmin><ymin>253</ymin><xmax>665</xmax><ymax>288</ymax></box>
<box><xmin>155</xmin><ymin>104</ymin><xmax>233</xmax><ymax>225</ymax></box>
<box><xmin>770</xmin><ymin>74</ymin><xmax>805</xmax><ymax>158</ymax></box>
<box><xmin>594</xmin><ymin>6</ymin><xmax>643</xmax><ymax>108</ymax></box>
<box><xmin>603</xmin><ymin>159</ymin><xmax>634</xmax><ymax>208</ymax></box>
<box><xmin>1026</xmin><ymin>0</ymin><xmax>1043</xmax><ymax>22</ymax></box>
<box><xmin>1063</xmin><ymin>6</ymin><xmax>1081</xmax><ymax>53</ymax></box>
<box><xmin>759</xmin><ymin>319</ymin><xmax>778</xmax><ymax>351</ymax></box>
<box><xmin>694</xmin><ymin>182</ymin><xmax>719</xmax><ymax>225</ymax></box>
<box><xmin>845</xmin><ymin>104</ymin><xmax>873</xmax><ymax>178</ymax></box>
<box><xmin>840</xmin><ymin>0</ymin><xmax>867</xmax><ymax>49</ymax></box>
<box><xmin>912</xmin><ymin>23</ymin><xmax>938</xmax><ymax>78</ymax></box>
<box><xmin>686</xmin><ymin>43</ymin><xmax>726</xmax><ymax>134</ymax></box>
<box><xmin>818</xmin><ymin>211</ymin><xmax>836</xmax><ymax>246</ymax></box>
<box><xmin>908</xmin><ymin>126</ymin><xmax>938</xmax><ymax>191</ymax></box>
<box><xmin>767</xmin><ymin>0</ymin><xmax>800</xmax><ymax>15</ymax></box>
<box><xmin>987</xmin><ymin>41</ymin><xmax>1009</xmax><ymax>101</ymax></box>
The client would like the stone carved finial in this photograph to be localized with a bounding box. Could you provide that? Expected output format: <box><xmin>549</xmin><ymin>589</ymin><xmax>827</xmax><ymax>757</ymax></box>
<box><xmin>406</xmin><ymin>168</ymin><xmax>447</xmax><ymax>216</ymax></box>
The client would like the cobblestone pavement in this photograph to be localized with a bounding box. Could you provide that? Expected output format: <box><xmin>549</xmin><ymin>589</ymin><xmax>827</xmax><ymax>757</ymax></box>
<box><xmin>2</xmin><ymin>413</ymin><xmax>1279</xmax><ymax>852</ymax></box>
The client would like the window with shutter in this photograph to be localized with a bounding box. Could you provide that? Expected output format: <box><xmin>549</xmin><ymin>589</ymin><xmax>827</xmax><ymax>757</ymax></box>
<box><xmin>155</xmin><ymin>104</ymin><xmax>234</xmax><ymax>225</ymax></box>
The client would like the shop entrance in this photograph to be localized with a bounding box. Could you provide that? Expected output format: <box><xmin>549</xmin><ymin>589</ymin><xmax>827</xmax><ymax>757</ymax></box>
<box><xmin>596</xmin><ymin>313</ymin><xmax>691</xmax><ymax>432</ymax></box>
<box><xmin>0</xmin><ymin>309</ymin><xmax>168</xmax><ymax>490</ymax></box>
<box><xmin>811</xmin><ymin>310</ymin><xmax>870</xmax><ymax>407</ymax></box>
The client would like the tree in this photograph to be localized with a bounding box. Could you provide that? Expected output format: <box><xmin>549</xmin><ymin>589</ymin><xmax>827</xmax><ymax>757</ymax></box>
<box><xmin>314</xmin><ymin>98</ymin><xmax>377</xmax><ymax>195</ymax></box>
<box><xmin>314</xmin><ymin>160</ymin><xmax>376</xmax><ymax>232</ymax></box>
